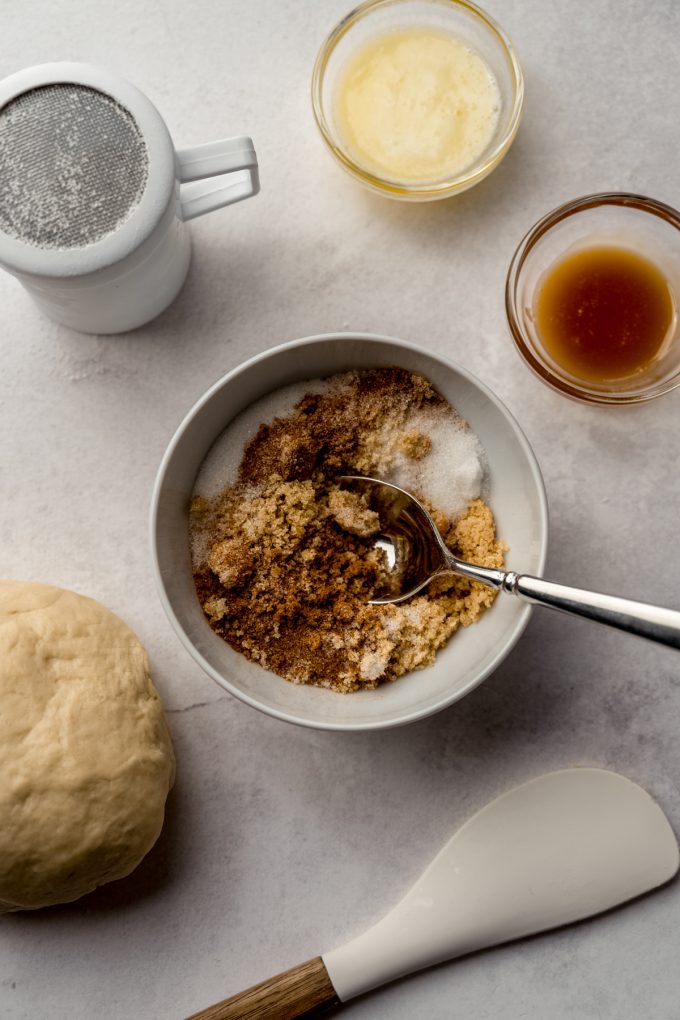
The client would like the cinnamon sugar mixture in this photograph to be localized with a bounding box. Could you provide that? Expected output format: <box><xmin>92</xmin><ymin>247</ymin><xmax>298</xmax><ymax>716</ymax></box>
<box><xmin>190</xmin><ymin>368</ymin><xmax>506</xmax><ymax>693</ymax></box>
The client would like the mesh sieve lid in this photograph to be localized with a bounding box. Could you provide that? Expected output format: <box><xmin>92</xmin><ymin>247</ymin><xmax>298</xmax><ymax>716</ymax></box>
<box><xmin>0</xmin><ymin>83</ymin><xmax>149</xmax><ymax>250</ymax></box>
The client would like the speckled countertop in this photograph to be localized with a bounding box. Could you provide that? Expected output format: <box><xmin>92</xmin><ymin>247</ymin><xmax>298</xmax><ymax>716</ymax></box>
<box><xmin>2</xmin><ymin>2</ymin><xmax>680</xmax><ymax>1017</ymax></box>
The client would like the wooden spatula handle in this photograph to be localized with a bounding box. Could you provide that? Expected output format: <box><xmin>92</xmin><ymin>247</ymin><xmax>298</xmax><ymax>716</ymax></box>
<box><xmin>185</xmin><ymin>956</ymin><xmax>340</xmax><ymax>1020</ymax></box>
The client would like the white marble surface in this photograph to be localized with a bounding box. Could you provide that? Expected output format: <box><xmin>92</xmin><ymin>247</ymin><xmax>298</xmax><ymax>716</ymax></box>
<box><xmin>2</xmin><ymin>1</ymin><xmax>680</xmax><ymax>1017</ymax></box>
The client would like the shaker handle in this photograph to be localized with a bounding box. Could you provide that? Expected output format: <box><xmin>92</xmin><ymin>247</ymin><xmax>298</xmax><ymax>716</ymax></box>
<box><xmin>176</xmin><ymin>136</ymin><xmax>259</xmax><ymax>221</ymax></box>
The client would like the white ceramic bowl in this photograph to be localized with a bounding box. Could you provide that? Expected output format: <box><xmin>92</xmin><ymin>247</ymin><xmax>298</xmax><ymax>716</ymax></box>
<box><xmin>150</xmin><ymin>334</ymin><xmax>548</xmax><ymax>731</ymax></box>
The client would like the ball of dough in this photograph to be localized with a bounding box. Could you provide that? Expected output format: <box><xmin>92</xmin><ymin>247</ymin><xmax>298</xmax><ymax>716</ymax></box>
<box><xmin>0</xmin><ymin>581</ymin><xmax>175</xmax><ymax>912</ymax></box>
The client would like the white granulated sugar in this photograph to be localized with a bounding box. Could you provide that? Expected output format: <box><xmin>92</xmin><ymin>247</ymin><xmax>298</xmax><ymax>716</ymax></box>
<box><xmin>382</xmin><ymin>612</ymin><xmax>402</xmax><ymax>636</ymax></box>
<box><xmin>388</xmin><ymin>407</ymin><xmax>485</xmax><ymax>520</ymax></box>
<box><xmin>188</xmin><ymin>525</ymin><xmax>211</xmax><ymax>571</ymax></box>
<box><xmin>193</xmin><ymin>376</ymin><xmax>333</xmax><ymax>499</ymax></box>
<box><xmin>360</xmin><ymin>648</ymin><xmax>392</xmax><ymax>682</ymax></box>
<box><xmin>401</xmin><ymin>602</ymin><xmax>428</xmax><ymax>627</ymax></box>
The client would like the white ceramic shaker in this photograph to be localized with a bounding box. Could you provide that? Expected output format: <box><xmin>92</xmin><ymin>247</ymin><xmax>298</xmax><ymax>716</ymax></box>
<box><xmin>0</xmin><ymin>62</ymin><xmax>259</xmax><ymax>333</ymax></box>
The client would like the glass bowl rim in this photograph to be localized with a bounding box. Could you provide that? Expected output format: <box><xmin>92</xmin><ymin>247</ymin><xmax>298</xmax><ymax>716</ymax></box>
<box><xmin>311</xmin><ymin>0</ymin><xmax>525</xmax><ymax>199</ymax></box>
<box><xmin>505</xmin><ymin>191</ymin><xmax>680</xmax><ymax>405</ymax></box>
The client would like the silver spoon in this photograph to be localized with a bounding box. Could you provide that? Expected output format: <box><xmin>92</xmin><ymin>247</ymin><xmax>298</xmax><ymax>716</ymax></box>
<box><xmin>340</xmin><ymin>475</ymin><xmax>680</xmax><ymax>650</ymax></box>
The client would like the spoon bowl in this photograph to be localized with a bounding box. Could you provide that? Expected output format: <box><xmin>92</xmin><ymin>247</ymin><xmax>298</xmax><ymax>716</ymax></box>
<box><xmin>341</xmin><ymin>475</ymin><xmax>680</xmax><ymax>649</ymax></box>
<box><xmin>340</xmin><ymin>474</ymin><xmax>506</xmax><ymax>603</ymax></box>
<box><xmin>340</xmin><ymin>475</ymin><xmax>450</xmax><ymax>603</ymax></box>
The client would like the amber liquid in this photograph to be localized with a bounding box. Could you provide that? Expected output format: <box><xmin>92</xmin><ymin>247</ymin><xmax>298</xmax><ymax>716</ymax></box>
<box><xmin>534</xmin><ymin>246</ymin><xmax>675</xmax><ymax>383</ymax></box>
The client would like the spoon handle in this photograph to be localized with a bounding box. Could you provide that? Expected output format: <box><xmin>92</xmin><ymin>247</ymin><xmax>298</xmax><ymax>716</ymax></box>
<box><xmin>446</xmin><ymin>552</ymin><xmax>680</xmax><ymax>649</ymax></box>
<box><xmin>505</xmin><ymin>571</ymin><xmax>680</xmax><ymax>649</ymax></box>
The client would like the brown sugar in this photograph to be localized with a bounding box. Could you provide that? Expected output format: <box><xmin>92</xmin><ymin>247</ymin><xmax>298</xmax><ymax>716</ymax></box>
<box><xmin>398</xmin><ymin>430</ymin><xmax>432</xmax><ymax>459</ymax></box>
<box><xmin>190</xmin><ymin>368</ymin><xmax>506</xmax><ymax>693</ymax></box>
<box><xmin>327</xmin><ymin>488</ymin><xmax>381</xmax><ymax>537</ymax></box>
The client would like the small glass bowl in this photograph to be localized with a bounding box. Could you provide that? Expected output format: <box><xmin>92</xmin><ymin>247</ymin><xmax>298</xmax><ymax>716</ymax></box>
<box><xmin>311</xmin><ymin>0</ymin><xmax>524</xmax><ymax>202</ymax></box>
<box><xmin>506</xmin><ymin>193</ymin><xmax>680</xmax><ymax>404</ymax></box>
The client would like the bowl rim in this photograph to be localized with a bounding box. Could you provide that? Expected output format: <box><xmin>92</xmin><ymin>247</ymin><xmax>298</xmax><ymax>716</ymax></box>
<box><xmin>149</xmin><ymin>332</ymin><xmax>549</xmax><ymax>731</ymax></box>
<box><xmin>310</xmin><ymin>0</ymin><xmax>525</xmax><ymax>201</ymax></box>
<box><xmin>505</xmin><ymin>191</ymin><xmax>680</xmax><ymax>405</ymax></box>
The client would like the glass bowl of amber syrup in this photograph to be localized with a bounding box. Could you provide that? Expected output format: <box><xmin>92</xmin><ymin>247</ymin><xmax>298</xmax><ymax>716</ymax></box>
<box><xmin>506</xmin><ymin>194</ymin><xmax>680</xmax><ymax>404</ymax></box>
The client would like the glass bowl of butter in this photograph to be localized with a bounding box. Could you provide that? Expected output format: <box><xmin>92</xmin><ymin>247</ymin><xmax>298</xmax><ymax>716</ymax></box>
<box><xmin>312</xmin><ymin>0</ymin><xmax>524</xmax><ymax>201</ymax></box>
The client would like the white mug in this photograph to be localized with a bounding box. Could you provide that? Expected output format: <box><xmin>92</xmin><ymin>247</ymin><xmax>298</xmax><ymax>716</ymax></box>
<box><xmin>0</xmin><ymin>62</ymin><xmax>259</xmax><ymax>334</ymax></box>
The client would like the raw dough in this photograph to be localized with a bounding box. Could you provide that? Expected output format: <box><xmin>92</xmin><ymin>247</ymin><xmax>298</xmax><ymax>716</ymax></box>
<box><xmin>0</xmin><ymin>581</ymin><xmax>176</xmax><ymax>912</ymax></box>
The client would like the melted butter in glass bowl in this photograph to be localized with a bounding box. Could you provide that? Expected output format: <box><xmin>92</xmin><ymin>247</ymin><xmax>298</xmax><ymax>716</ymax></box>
<box><xmin>312</xmin><ymin>0</ymin><xmax>524</xmax><ymax>201</ymax></box>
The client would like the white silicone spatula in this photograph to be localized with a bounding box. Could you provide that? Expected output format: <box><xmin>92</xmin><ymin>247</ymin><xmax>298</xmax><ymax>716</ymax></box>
<box><xmin>187</xmin><ymin>769</ymin><xmax>678</xmax><ymax>1020</ymax></box>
